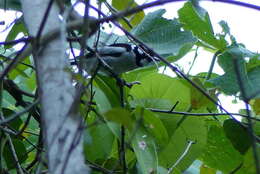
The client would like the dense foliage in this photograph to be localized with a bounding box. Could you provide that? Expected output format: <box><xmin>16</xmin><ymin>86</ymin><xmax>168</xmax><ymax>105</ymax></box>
<box><xmin>0</xmin><ymin>0</ymin><xmax>260</xmax><ymax>174</ymax></box>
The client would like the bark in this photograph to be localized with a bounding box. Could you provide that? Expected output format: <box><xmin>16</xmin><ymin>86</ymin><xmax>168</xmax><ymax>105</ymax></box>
<box><xmin>20</xmin><ymin>1</ymin><xmax>89</xmax><ymax>174</ymax></box>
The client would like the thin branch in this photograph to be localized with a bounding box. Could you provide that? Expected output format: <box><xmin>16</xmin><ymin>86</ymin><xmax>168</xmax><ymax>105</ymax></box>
<box><xmin>0</xmin><ymin>37</ymin><xmax>32</xmax><ymax>46</ymax></box>
<box><xmin>96</xmin><ymin>0</ymin><xmax>260</xmax><ymax>25</ymax></box>
<box><xmin>103</xmin><ymin>0</ymin><xmax>133</xmax><ymax>29</ymax></box>
<box><xmin>97</xmin><ymin>0</ymin><xmax>186</xmax><ymax>24</ymax></box>
<box><xmin>205</xmin><ymin>50</ymin><xmax>221</xmax><ymax>81</ymax></box>
<box><xmin>0</xmin><ymin>99</ymin><xmax>39</xmax><ymax>125</ymax></box>
<box><xmin>233</xmin><ymin>58</ymin><xmax>260</xmax><ymax>174</ymax></box>
<box><xmin>149</xmin><ymin>108</ymin><xmax>260</xmax><ymax>121</ymax></box>
<box><xmin>187</xmin><ymin>46</ymin><xmax>199</xmax><ymax>75</ymax></box>
<box><xmin>5</xmin><ymin>132</ymin><xmax>25</xmax><ymax>174</ymax></box>
<box><xmin>0</xmin><ymin>43</ymin><xmax>29</xmax><ymax>82</ymax></box>
<box><xmin>35</xmin><ymin>0</ymin><xmax>55</xmax><ymax>46</ymax></box>
<box><xmin>208</xmin><ymin>0</ymin><xmax>260</xmax><ymax>11</ymax></box>
<box><xmin>0</xmin><ymin>54</ymin><xmax>35</xmax><ymax>70</ymax></box>
<box><xmin>167</xmin><ymin>140</ymin><xmax>195</xmax><ymax>174</ymax></box>
<box><xmin>3</xmin><ymin>79</ymin><xmax>35</xmax><ymax>98</ymax></box>
<box><xmin>86</xmin><ymin>160</ymin><xmax>114</xmax><ymax>174</ymax></box>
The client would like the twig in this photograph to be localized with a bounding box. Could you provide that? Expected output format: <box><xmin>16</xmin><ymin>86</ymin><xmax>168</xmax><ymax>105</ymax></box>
<box><xmin>0</xmin><ymin>99</ymin><xmax>39</xmax><ymax>125</ymax></box>
<box><xmin>103</xmin><ymin>0</ymin><xmax>133</xmax><ymax>29</ymax></box>
<box><xmin>0</xmin><ymin>43</ymin><xmax>29</xmax><ymax>82</ymax></box>
<box><xmin>4</xmin><ymin>132</ymin><xmax>25</xmax><ymax>174</ymax></box>
<box><xmin>187</xmin><ymin>46</ymin><xmax>199</xmax><ymax>75</ymax></box>
<box><xmin>167</xmin><ymin>140</ymin><xmax>195</xmax><ymax>174</ymax></box>
<box><xmin>0</xmin><ymin>54</ymin><xmax>35</xmax><ymax>70</ymax></box>
<box><xmin>208</xmin><ymin>0</ymin><xmax>260</xmax><ymax>11</ymax></box>
<box><xmin>233</xmin><ymin>57</ymin><xmax>260</xmax><ymax>174</ymax></box>
<box><xmin>205</xmin><ymin>50</ymin><xmax>221</xmax><ymax>81</ymax></box>
<box><xmin>0</xmin><ymin>37</ymin><xmax>32</xmax><ymax>46</ymax></box>
<box><xmin>149</xmin><ymin>108</ymin><xmax>260</xmax><ymax>121</ymax></box>
<box><xmin>35</xmin><ymin>0</ymin><xmax>55</xmax><ymax>47</ymax></box>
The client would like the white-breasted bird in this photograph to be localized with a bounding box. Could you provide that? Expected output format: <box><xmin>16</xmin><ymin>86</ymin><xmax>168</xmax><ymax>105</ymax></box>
<box><xmin>71</xmin><ymin>43</ymin><xmax>158</xmax><ymax>75</ymax></box>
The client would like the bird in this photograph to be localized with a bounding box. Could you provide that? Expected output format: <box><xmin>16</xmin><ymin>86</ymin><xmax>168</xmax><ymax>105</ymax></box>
<box><xmin>71</xmin><ymin>43</ymin><xmax>158</xmax><ymax>76</ymax></box>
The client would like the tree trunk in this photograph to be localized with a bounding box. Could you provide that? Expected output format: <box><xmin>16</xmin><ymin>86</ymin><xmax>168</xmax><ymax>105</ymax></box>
<box><xmin>20</xmin><ymin>1</ymin><xmax>89</xmax><ymax>174</ymax></box>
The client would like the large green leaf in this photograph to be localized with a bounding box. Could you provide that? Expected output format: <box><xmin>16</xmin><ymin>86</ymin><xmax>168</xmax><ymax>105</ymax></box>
<box><xmin>178</xmin><ymin>2</ymin><xmax>227</xmax><ymax>50</ymax></box>
<box><xmin>132</xmin><ymin>9</ymin><xmax>196</xmax><ymax>60</ymax></box>
<box><xmin>209</xmin><ymin>46</ymin><xmax>260</xmax><ymax>99</ymax></box>
<box><xmin>104</xmin><ymin>108</ymin><xmax>134</xmax><ymax>130</ymax></box>
<box><xmin>2</xmin><ymin>108</ymin><xmax>23</xmax><ymax>131</ymax></box>
<box><xmin>134</xmin><ymin>107</ymin><xmax>169</xmax><ymax>148</ymax></box>
<box><xmin>247</xmin><ymin>67</ymin><xmax>260</xmax><ymax>98</ymax></box>
<box><xmin>9</xmin><ymin>56</ymin><xmax>31</xmax><ymax>80</ymax></box>
<box><xmin>236</xmin><ymin>148</ymin><xmax>260</xmax><ymax>174</ymax></box>
<box><xmin>190</xmin><ymin>77</ymin><xmax>217</xmax><ymax>111</ymax></box>
<box><xmin>200</xmin><ymin>124</ymin><xmax>243</xmax><ymax>173</ymax></box>
<box><xmin>200</xmin><ymin>165</ymin><xmax>217</xmax><ymax>174</ymax></box>
<box><xmin>84</xmin><ymin>123</ymin><xmax>115</xmax><ymax>162</ymax></box>
<box><xmin>131</xmin><ymin>128</ymin><xmax>158</xmax><ymax>174</ymax></box>
<box><xmin>129</xmin><ymin>73</ymin><xmax>191</xmax><ymax>111</ymax></box>
<box><xmin>112</xmin><ymin>0</ymin><xmax>145</xmax><ymax>30</ymax></box>
<box><xmin>3</xmin><ymin>139</ymin><xmax>28</xmax><ymax>169</ymax></box>
<box><xmin>223</xmin><ymin>119</ymin><xmax>251</xmax><ymax>154</ymax></box>
<box><xmin>93</xmin><ymin>86</ymin><xmax>113</xmax><ymax>113</ymax></box>
<box><xmin>94</xmin><ymin>75</ymin><xmax>121</xmax><ymax>110</ymax></box>
<box><xmin>159</xmin><ymin>116</ymin><xmax>207</xmax><ymax>172</ymax></box>
<box><xmin>155</xmin><ymin>113</ymin><xmax>183</xmax><ymax>138</ymax></box>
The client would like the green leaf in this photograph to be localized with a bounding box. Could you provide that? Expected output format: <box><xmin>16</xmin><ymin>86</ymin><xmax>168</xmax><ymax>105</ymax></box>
<box><xmin>156</xmin><ymin>113</ymin><xmax>183</xmax><ymax>138</ymax></box>
<box><xmin>200</xmin><ymin>165</ymin><xmax>217</xmax><ymax>174</ymax></box>
<box><xmin>0</xmin><ymin>0</ymin><xmax>22</xmax><ymax>11</ymax></box>
<box><xmin>94</xmin><ymin>75</ymin><xmax>121</xmax><ymax>109</ymax></box>
<box><xmin>5</xmin><ymin>17</ymin><xmax>27</xmax><ymax>49</ymax></box>
<box><xmin>134</xmin><ymin>108</ymin><xmax>169</xmax><ymax>148</ymax></box>
<box><xmin>93</xmin><ymin>86</ymin><xmax>113</xmax><ymax>113</ymax></box>
<box><xmin>190</xmin><ymin>77</ymin><xmax>217</xmax><ymax>111</ymax></box>
<box><xmin>24</xmin><ymin>72</ymin><xmax>36</xmax><ymax>91</ymax></box>
<box><xmin>178</xmin><ymin>2</ymin><xmax>227</xmax><ymax>50</ymax></box>
<box><xmin>223</xmin><ymin>119</ymin><xmax>251</xmax><ymax>154</ymax></box>
<box><xmin>104</xmin><ymin>108</ymin><xmax>134</xmax><ymax>130</ymax></box>
<box><xmin>209</xmin><ymin>46</ymin><xmax>259</xmax><ymax>98</ymax></box>
<box><xmin>9</xmin><ymin>56</ymin><xmax>31</xmax><ymax>80</ymax></box>
<box><xmin>157</xmin><ymin>166</ymin><xmax>169</xmax><ymax>174</ymax></box>
<box><xmin>132</xmin><ymin>9</ymin><xmax>196</xmax><ymax>58</ymax></box>
<box><xmin>132</xmin><ymin>128</ymin><xmax>158</xmax><ymax>174</ymax></box>
<box><xmin>200</xmin><ymin>124</ymin><xmax>243</xmax><ymax>173</ymax></box>
<box><xmin>3</xmin><ymin>139</ymin><xmax>28</xmax><ymax>169</ymax></box>
<box><xmin>2</xmin><ymin>108</ymin><xmax>23</xmax><ymax>131</ymax></box>
<box><xmin>159</xmin><ymin>116</ymin><xmax>207</xmax><ymax>171</ymax></box>
<box><xmin>219</xmin><ymin>20</ymin><xmax>230</xmax><ymax>35</ymax></box>
<box><xmin>247</xmin><ymin>67</ymin><xmax>260</xmax><ymax>98</ymax></box>
<box><xmin>236</xmin><ymin>148</ymin><xmax>260</xmax><ymax>174</ymax></box>
<box><xmin>112</xmin><ymin>0</ymin><xmax>145</xmax><ymax>30</ymax></box>
<box><xmin>84</xmin><ymin>123</ymin><xmax>114</xmax><ymax>161</ymax></box>
<box><xmin>130</xmin><ymin>73</ymin><xmax>191</xmax><ymax>111</ymax></box>
<box><xmin>250</xmin><ymin>98</ymin><xmax>260</xmax><ymax>115</ymax></box>
<box><xmin>246</xmin><ymin>54</ymin><xmax>260</xmax><ymax>72</ymax></box>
